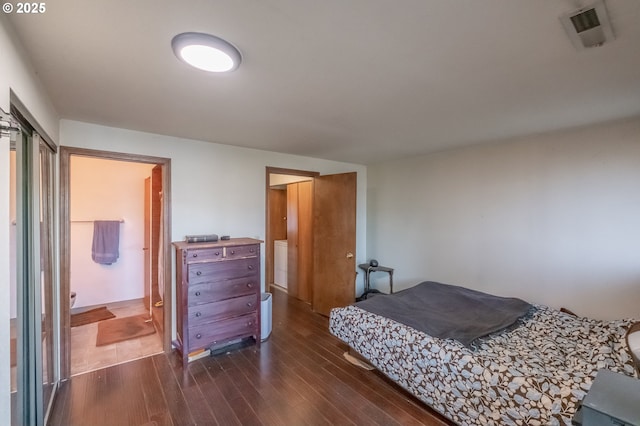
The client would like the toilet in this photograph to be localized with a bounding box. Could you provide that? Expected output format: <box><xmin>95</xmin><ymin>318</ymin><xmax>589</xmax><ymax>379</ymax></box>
<box><xmin>70</xmin><ymin>291</ymin><xmax>77</xmax><ymax>308</ymax></box>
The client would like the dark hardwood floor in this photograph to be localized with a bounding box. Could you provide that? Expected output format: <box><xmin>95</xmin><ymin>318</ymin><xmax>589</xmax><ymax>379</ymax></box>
<box><xmin>48</xmin><ymin>289</ymin><xmax>454</xmax><ymax>426</ymax></box>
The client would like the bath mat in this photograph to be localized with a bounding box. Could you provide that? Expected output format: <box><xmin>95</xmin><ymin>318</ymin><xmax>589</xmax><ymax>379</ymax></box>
<box><xmin>96</xmin><ymin>314</ymin><xmax>156</xmax><ymax>346</ymax></box>
<box><xmin>71</xmin><ymin>306</ymin><xmax>115</xmax><ymax>327</ymax></box>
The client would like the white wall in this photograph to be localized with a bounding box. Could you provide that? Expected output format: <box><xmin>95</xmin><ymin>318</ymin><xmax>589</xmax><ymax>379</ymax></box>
<box><xmin>0</xmin><ymin>17</ymin><xmax>59</xmax><ymax>142</ymax></box>
<box><xmin>70</xmin><ymin>157</ymin><xmax>153</xmax><ymax>308</ymax></box>
<box><xmin>0</xmin><ymin>17</ymin><xmax>59</xmax><ymax>425</ymax></box>
<box><xmin>367</xmin><ymin>116</ymin><xmax>640</xmax><ymax>320</ymax></box>
<box><xmin>60</xmin><ymin>119</ymin><xmax>368</xmax><ymax>330</ymax></box>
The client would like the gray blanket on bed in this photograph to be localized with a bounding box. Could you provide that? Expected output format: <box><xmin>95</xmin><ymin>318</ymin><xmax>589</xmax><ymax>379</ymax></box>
<box><xmin>355</xmin><ymin>281</ymin><xmax>532</xmax><ymax>346</ymax></box>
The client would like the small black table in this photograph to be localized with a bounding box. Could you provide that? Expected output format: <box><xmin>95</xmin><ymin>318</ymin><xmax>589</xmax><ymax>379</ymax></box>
<box><xmin>357</xmin><ymin>264</ymin><xmax>394</xmax><ymax>300</ymax></box>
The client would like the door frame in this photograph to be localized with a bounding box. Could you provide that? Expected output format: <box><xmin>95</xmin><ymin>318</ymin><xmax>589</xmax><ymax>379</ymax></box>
<box><xmin>59</xmin><ymin>146</ymin><xmax>172</xmax><ymax>379</ymax></box>
<box><xmin>264</xmin><ymin>167</ymin><xmax>319</xmax><ymax>298</ymax></box>
<box><xmin>8</xmin><ymin>99</ymin><xmax>58</xmax><ymax>425</ymax></box>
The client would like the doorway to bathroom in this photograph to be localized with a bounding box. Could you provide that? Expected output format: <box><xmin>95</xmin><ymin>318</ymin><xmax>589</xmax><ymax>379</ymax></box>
<box><xmin>59</xmin><ymin>147</ymin><xmax>172</xmax><ymax>379</ymax></box>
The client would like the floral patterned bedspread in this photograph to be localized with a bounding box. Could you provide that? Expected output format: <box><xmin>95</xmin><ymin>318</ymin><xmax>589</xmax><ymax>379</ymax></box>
<box><xmin>329</xmin><ymin>304</ymin><xmax>637</xmax><ymax>426</ymax></box>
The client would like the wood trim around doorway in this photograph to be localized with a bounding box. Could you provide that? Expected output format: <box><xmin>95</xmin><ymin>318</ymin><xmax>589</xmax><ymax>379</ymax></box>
<box><xmin>59</xmin><ymin>146</ymin><xmax>172</xmax><ymax>379</ymax></box>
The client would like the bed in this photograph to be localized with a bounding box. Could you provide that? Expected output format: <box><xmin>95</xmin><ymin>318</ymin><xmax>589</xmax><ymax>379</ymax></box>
<box><xmin>329</xmin><ymin>281</ymin><xmax>638</xmax><ymax>426</ymax></box>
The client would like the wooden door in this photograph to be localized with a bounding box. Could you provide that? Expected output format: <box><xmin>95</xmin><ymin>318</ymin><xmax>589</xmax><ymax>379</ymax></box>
<box><xmin>312</xmin><ymin>172</ymin><xmax>357</xmax><ymax>316</ymax></box>
<box><xmin>286</xmin><ymin>181</ymin><xmax>314</xmax><ymax>303</ymax></box>
<box><xmin>151</xmin><ymin>165</ymin><xmax>162</xmax><ymax>306</ymax></box>
<box><xmin>144</xmin><ymin>167</ymin><xmax>162</xmax><ymax>315</ymax></box>
<box><xmin>143</xmin><ymin>177</ymin><xmax>151</xmax><ymax>314</ymax></box>
<box><xmin>296</xmin><ymin>180</ymin><xmax>313</xmax><ymax>303</ymax></box>
<box><xmin>286</xmin><ymin>183</ymin><xmax>299</xmax><ymax>298</ymax></box>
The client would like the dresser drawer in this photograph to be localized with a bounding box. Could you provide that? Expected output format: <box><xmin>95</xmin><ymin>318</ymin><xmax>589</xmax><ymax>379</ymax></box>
<box><xmin>188</xmin><ymin>257</ymin><xmax>259</xmax><ymax>284</ymax></box>
<box><xmin>187</xmin><ymin>313</ymin><xmax>257</xmax><ymax>352</ymax></box>
<box><xmin>184</xmin><ymin>247</ymin><xmax>224</xmax><ymax>263</ymax></box>
<box><xmin>225</xmin><ymin>244</ymin><xmax>259</xmax><ymax>260</ymax></box>
<box><xmin>188</xmin><ymin>276</ymin><xmax>259</xmax><ymax>306</ymax></box>
<box><xmin>188</xmin><ymin>294</ymin><xmax>257</xmax><ymax>325</ymax></box>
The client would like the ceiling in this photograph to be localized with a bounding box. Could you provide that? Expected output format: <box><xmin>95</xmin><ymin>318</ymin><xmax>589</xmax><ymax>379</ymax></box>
<box><xmin>6</xmin><ymin>0</ymin><xmax>640</xmax><ymax>164</ymax></box>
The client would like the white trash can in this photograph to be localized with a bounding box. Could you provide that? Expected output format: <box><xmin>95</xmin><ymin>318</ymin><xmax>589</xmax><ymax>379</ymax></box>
<box><xmin>261</xmin><ymin>292</ymin><xmax>272</xmax><ymax>341</ymax></box>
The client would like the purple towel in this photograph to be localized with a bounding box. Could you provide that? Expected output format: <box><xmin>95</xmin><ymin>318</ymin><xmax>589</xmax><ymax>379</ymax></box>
<box><xmin>92</xmin><ymin>220</ymin><xmax>120</xmax><ymax>265</ymax></box>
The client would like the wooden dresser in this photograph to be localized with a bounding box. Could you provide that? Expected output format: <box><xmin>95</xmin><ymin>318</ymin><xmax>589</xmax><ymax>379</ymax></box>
<box><xmin>173</xmin><ymin>238</ymin><xmax>262</xmax><ymax>367</ymax></box>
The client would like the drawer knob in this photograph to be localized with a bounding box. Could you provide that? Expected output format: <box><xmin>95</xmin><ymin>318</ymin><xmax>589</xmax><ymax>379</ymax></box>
<box><xmin>195</xmin><ymin>312</ymin><xmax>202</xmax><ymax>317</ymax></box>
<box><xmin>246</xmin><ymin>302</ymin><xmax>253</xmax><ymax>307</ymax></box>
<box><xmin>246</xmin><ymin>283</ymin><xmax>253</xmax><ymax>288</ymax></box>
<box><xmin>248</xmin><ymin>265</ymin><xmax>254</xmax><ymax>270</ymax></box>
<box><xmin>195</xmin><ymin>291</ymin><xmax>201</xmax><ymax>296</ymax></box>
<box><xmin>250</xmin><ymin>248</ymin><xmax>255</xmax><ymax>253</ymax></box>
<box><xmin>230</xmin><ymin>250</ymin><xmax>235</xmax><ymax>255</ymax></box>
<box><xmin>196</xmin><ymin>333</ymin><xmax>202</xmax><ymax>339</ymax></box>
<box><xmin>247</xmin><ymin>321</ymin><xmax>253</xmax><ymax>326</ymax></box>
<box><xmin>196</xmin><ymin>271</ymin><xmax>202</xmax><ymax>276</ymax></box>
<box><xmin>215</xmin><ymin>251</ymin><xmax>220</xmax><ymax>256</ymax></box>
<box><xmin>192</xmin><ymin>253</ymin><xmax>198</xmax><ymax>258</ymax></box>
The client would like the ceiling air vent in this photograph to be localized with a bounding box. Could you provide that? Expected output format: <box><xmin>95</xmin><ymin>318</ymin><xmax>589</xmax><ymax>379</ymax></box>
<box><xmin>560</xmin><ymin>0</ymin><xmax>615</xmax><ymax>50</ymax></box>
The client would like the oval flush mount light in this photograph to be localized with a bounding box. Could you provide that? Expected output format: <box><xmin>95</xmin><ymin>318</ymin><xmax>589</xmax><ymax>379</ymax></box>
<box><xmin>171</xmin><ymin>32</ymin><xmax>242</xmax><ymax>72</ymax></box>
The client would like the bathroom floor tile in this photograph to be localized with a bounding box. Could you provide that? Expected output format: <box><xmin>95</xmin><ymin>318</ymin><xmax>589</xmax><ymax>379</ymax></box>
<box><xmin>71</xmin><ymin>298</ymin><xmax>163</xmax><ymax>376</ymax></box>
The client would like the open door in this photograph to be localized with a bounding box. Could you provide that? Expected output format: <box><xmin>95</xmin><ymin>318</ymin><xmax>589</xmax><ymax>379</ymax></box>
<box><xmin>143</xmin><ymin>177</ymin><xmax>152</xmax><ymax>315</ymax></box>
<box><xmin>312</xmin><ymin>172</ymin><xmax>357</xmax><ymax>316</ymax></box>
<box><xmin>286</xmin><ymin>183</ymin><xmax>299</xmax><ymax>298</ymax></box>
<box><xmin>286</xmin><ymin>180</ymin><xmax>313</xmax><ymax>302</ymax></box>
<box><xmin>143</xmin><ymin>167</ymin><xmax>162</xmax><ymax>317</ymax></box>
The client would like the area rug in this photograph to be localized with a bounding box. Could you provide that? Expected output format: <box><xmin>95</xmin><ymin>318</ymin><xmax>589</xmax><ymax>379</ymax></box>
<box><xmin>71</xmin><ymin>306</ymin><xmax>115</xmax><ymax>327</ymax></box>
<box><xmin>96</xmin><ymin>314</ymin><xmax>156</xmax><ymax>346</ymax></box>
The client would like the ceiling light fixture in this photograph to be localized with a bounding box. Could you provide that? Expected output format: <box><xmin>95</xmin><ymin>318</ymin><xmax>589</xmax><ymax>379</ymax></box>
<box><xmin>171</xmin><ymin>32</ymin><xmax>241</xmax><ymax>72</ymax></box>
